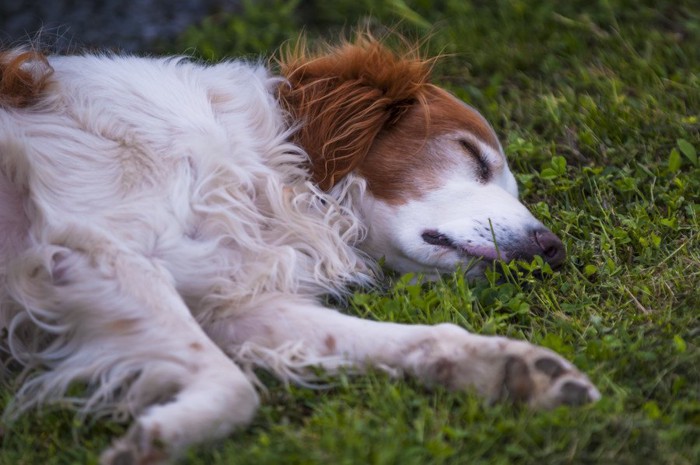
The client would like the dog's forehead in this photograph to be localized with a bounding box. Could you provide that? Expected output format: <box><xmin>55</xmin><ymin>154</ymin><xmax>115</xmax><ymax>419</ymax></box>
<box><xmin>421</xmin><ymin>87</ymin><xmax>501</xmax><ymax>153</ymax></box>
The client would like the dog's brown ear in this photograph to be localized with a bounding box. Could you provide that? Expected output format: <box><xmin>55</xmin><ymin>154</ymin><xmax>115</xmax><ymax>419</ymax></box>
<box><xmin>278</xmin><ymin>35</ymin><xmax>432</xmax><ymax>190</ymax></box>
<box><xmin>0</xmin><ymin>50</ymin><xmax>53</xmax><ymax>108</ymax></box>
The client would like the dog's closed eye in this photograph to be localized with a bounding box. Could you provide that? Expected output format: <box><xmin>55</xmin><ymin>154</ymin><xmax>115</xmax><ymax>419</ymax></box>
<box><xmin>459</xmin><ymin>139</ymin><xmax>490</xmax><ymax>182</ymax></box>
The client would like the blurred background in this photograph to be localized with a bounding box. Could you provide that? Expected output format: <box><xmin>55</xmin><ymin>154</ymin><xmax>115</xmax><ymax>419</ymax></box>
<box><xmin>0</xmin><ymin>0</ymin><xmax>486</xmax><ymax>56</ymax></box>
<box><xmin>0</xmin><ymin>0</ymin><xmax>243</xmax><ymax>52</ymax></box>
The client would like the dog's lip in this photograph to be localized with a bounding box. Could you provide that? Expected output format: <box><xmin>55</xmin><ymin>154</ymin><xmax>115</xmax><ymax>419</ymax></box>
<box><xmin>421</xmin><ymin>230</ymin><xmax>502</xmax><ymax>261</ymax></box>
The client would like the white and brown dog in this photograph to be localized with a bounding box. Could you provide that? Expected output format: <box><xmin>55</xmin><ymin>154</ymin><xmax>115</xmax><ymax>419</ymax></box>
<box><xmin>0</xmin><ymin>36</ymin><xmax>598</xmax><ymax>464</ymax></box>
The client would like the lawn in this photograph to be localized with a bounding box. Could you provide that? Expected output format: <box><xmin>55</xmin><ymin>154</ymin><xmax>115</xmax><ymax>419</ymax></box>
<box><xmin>1</xmin><ymin>0</ymin><xmax>699</xmax><ymax>464</ymax></box>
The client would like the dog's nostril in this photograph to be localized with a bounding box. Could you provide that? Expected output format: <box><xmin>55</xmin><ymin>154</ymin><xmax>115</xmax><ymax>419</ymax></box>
<box><xmin>533</xmin><ymin>229</ymin><xmax>566</xmax><ymax>268</ymax></box>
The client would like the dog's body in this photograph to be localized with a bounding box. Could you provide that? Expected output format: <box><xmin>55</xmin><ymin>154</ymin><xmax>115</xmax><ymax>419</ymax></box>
<box><xmin>0</xmin><ymin>38</ymin><xmax>598</xmax><ymax>464</ymax></box>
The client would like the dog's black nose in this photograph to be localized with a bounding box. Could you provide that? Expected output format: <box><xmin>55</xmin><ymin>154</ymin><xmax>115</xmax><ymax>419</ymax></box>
<box><xmin>532</xmin><ymin>229</ymin><xmax>566</xmax><ymax>269</ymax></box>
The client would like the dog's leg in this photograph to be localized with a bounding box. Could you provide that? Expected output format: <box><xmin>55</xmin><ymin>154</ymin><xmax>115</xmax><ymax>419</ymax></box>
<box><xmin>6</xmin><ymin>231</ymin><xmax>258</xmax><ymax>465</ymax></box>
<box><xmin>213</xmin><ymin>298</ymin><xmax>599</xmax><ymax>409</ymax></box>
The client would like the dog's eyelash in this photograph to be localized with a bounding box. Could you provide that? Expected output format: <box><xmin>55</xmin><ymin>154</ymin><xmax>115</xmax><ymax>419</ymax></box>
<box><xmin>459</xmin><ymin>139</ymin><xmax>490</xmax><ymax>182</ymax></box>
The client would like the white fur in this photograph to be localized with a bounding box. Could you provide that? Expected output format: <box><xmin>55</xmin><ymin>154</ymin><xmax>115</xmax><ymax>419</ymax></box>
<box><xmin>0</xmin><ymin>52</ymin><xmax>598</xmax><ymax>464</ymax></box>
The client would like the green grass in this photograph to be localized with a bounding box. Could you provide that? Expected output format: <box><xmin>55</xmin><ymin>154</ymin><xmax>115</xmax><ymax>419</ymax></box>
<box><xmin>2</xmin><ymin>0</ymin><xmax>699</xmax><ymax>463</ymax></box>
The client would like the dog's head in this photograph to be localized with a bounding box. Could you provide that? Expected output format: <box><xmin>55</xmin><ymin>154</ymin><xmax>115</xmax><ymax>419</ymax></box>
<box><xmin>279</xmin><ymin>36</ymin><xmax>565</xmax><ymax>279</ymax></box>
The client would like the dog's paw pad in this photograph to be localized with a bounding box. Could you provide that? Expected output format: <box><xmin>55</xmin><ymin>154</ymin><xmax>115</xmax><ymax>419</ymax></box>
<box><xmin>534</xmin><ymin>356</ymin><xmax>566</xmax><ymax>379</ymax></box>
<box><xmin>559</xmin><ymin>380</ymin><xmax>597</xmax><ymax>406</ymax></box>
<box><xmin>501</xmin><ymin>348</ymin><xmax>600</xmax><ymax>409</ymax></box>
<box><xmin>503</xmin><ymin>356</ymin><xmax>534</xmax><ymax>402</ymax></box>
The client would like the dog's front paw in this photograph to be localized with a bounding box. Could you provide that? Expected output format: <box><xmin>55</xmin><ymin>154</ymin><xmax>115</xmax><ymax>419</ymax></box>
<box><xmin>415</xmin><ymin>325</ymin><xmax>600</xmax><ymax>409</ymax></box>
<box><xmin>499</xmin><ymin>344</ymin><xmax>600</xmax><ymax>409</ymax></box>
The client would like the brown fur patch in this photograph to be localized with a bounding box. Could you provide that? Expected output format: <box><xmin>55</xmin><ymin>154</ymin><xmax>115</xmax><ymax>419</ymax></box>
<box><xmin>433</xmin><ymin>357</ymin><xmax>456</xmax><ymax>387</ymax></box>
<box><xmin>323</xmin><ymin>334</ymin><xmax>337</xmax><ymax>354</ymax></box>
<box><xmin>190</xmin><ymin>342</ymin><xmax>204</xmax><ymax>351</ymax></box>
<box><xmin>278</xmin><ymin>34</ymin><xmax>434</xmax><ymax>191</ymax></box>
<box><xmin>0</xmin><ymin>50</ymin><xmax>54</xmax><ymax>107</ymax></box>
<box><xmin>359</xmin><ymin>86</ymin><xmax>501</xmax><ymax>203</ymax></box>
<box><xmin>106</xmin><ymin>318</ymin><xmax>139</xmax><ymax>333</ymax></box>
<box><xmin>277</xmin><ymin>36</ymin><xmax>500</xmax><ymax>203</ymax></box>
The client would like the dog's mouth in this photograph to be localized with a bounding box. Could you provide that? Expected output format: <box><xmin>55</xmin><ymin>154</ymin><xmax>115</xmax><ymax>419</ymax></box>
<box><xmin>421</xmin><ymin>230</ymin><xmax>502</xmax><ymax>262</ymax></box>
<box><xmin>421</xmin><ymin>227</ymin><xmax>566</xmax><ymax>270</ymax></box>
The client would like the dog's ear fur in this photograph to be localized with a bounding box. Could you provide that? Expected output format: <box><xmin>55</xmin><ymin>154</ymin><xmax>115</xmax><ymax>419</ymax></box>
<box><xmin>278</xmin><ymin>35</ymin><xmax>433</xmax><ymax>190</ymax></box>
<box><xmin>0</xmin><ymin>50</ymin><xmax>53</xmax><ymax>108</ymax></box>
